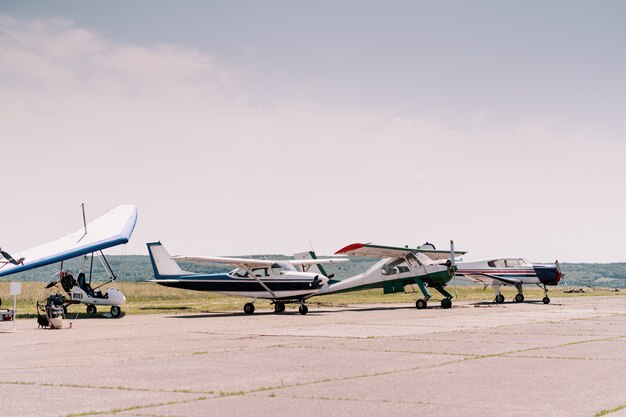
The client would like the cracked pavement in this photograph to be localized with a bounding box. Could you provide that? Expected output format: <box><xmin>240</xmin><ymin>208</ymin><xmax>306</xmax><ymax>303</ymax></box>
<box><xmin>1</xmin><ymin>296</ymin><xmax>626</xmax><ymax>417</ymax></box>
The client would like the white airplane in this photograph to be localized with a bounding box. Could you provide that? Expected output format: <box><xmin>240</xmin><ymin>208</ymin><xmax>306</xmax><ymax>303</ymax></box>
<box><xmin>455</xmin><ymin>258</ymin><xmax>563</xmax><ymax>304</ymax></box>
<box><xmin>146</xmin><ymin>242</ymin><xmax>348</xmax><ymax>315</ymax></box>
<box><xmin>0</xmin><ymin>204</ymin><xmax>138</xmax><ymax>318</ymax></box>
<box><xmin>311</xmin><ymin>241</ymin><xmax>466</xmax><ymax>309</ymax></box>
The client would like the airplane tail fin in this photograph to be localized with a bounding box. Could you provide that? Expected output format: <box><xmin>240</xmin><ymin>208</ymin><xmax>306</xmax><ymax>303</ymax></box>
<box><xmin>294</xmin><ymin>250</ymin><xmax>341</xmax><ymax>284</ymax></box>
<box><xmin>146</xmin><ymin>242</ymin><xmax>185</xmax><ymax>279</ymax></box>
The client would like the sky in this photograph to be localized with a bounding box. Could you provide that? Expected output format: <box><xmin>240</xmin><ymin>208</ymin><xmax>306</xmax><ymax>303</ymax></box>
<box><xmin>1</xmin><ymin>1</ymin><xmax>625</xmax><ymax>262</ymax></box>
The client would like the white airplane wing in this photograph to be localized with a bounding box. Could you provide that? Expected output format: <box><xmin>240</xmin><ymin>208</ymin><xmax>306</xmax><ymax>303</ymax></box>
<box><xmin>0</xmin><ymin>205</ymin><xmax>138</xmax><ymax>277</ymax></box>
<box><xmin>172</xmin><ymin>256</ymin><xmax>348</xmax><ymax>268</ymax></box>
<box><xmin>289</xmin><ymin>258</ymin><xmax>348</xmax><ymax>266</ymax></box>
<box><xmin>335</xmin><ymin>243</ymin><xmax>465</xmax><ymax>260</ymax></box>
<box><xmin>171</xmin><ymin>256</ymin><xmax>276</xmax><ymax>268</ymax></box>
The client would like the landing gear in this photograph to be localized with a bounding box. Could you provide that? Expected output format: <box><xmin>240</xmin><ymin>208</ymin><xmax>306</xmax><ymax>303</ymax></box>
<box><xmin>274</xmin><ymin>302</ymin><xmax>285</xmax><ymax>313</ymax></box>
<box><xmin>514</xmin><ymin>284</ymin><xmax>524</xmax><ymax>303</ymax></box>
<box><xmin>243</xmin><ymin>303</ymin><xmax>255</xmax><ymax>314</ymax></box>
<box><xmin>540</xmin><ymin>284</ymin><xmax>550</xmax><ymax>304</ymax></box>
<box><xmin>494</xmin><ymin>294</ymin><xmax>505</xmax><ymax>304</ymax></box>
<box><xmin>86</xmin><ymin>304</ymin><xmax>97</xmax><ymax>314</ymax></box>
<box><xmin>415</xmin><ymin>299</ymin><xmax>427</xmax><ymax>309</ymax></box>
<box><xmin>440</xmin><ymin>298</ymin><xmax>452</xmax><ymax>309</ymax></box>
<box><xmin>110</xmin><ymin>305</ymin><xmax>122</xmax><ymax>318</ymax></box>
<box><xmin>298</xmin><ymin>305</ymin><xmax>308</xmax><ymax>315</ymax></box>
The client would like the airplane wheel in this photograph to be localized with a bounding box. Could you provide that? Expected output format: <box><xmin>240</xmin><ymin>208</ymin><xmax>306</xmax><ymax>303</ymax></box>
<box><xmin>244</xmin><ymin>303</ymin><xmax>255</xmax><ymax>314</ymax></box>
<box><xmin>441</xmin><ymin>299</ymin><xmax>452</xmax><ymax>309</ymax></box>
<box><xmin>110</xmin><ymin>306</ymin><xmax>122</xmax><ymax>318</ymax></box>
<box><xmin>274</xmin><ymin>303</ymin><xmax>285</xmax><ymax>313</ymax></box>
<box><xmin>298</xmin><ymin>305</ymin><xmax>308</xmax><ymax>315</ymax></box>
<box><xmin>86</xmin><ymin>304</ymin><xmax>97</xmax><ymax>314</ymax></box>
<box><xmin>542</xmin><ymin>296</ymin><xmax>550</xmax><ymax>304</ymax></box>
<box><xmin>495</xmin><ymin>294</ymin><xmax>505</xmax><ymax>304</ymax></box>
<box><xmin>514</xmin><ymin>294</ymin><xmax>524</xmax><ymax>303</ymax></box>
<box><xmin>415</xmin><ymin>299</ymin><xmax>427</xmax><ymax>309</ymax></box>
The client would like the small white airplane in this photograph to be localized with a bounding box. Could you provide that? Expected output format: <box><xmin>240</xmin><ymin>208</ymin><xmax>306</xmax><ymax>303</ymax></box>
<box><xmin>311</xmin><ymin>241</ymin><xmax>466</xmax><ymax>309</ymax></box>
<box><xmin>0</xmin><ymin>204</ymin><xmax>138</xmax><ymax>318</ymax></box>
<box><xmin>455</xmin><ymin>258</ymin><xmax>563</xmax><ymax>304</ymax></box>
<box><xmin>147</xmin><ymin>242</ymin><xmax>348</xmax><ymax>315</ymax></box>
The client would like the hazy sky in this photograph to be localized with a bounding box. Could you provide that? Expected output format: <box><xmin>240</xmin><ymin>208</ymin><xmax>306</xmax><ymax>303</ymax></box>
<box><xmin>1</xmin><ymin>1</ymin><xmax>625</xmax><ymax>262</ymax></box>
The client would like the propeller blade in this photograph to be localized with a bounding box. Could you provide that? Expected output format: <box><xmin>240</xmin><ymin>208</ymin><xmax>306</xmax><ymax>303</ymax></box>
<box><xmin>451</xmin><ymin>240</ymin><xmax>458</xmax><ymax>299</ymax></box>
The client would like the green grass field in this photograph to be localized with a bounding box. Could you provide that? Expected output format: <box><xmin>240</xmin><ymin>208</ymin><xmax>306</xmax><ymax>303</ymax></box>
<box><xmin>1</xmin><ymin>281</ymin><xmax>623</xmax><ymax>318</ymax></box>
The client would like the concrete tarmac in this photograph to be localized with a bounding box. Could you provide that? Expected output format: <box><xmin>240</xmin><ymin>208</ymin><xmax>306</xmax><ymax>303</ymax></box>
<box><xmin>1</xmin><ymin>296</ymin><xmax>626</xmax><ymax>417</ymax></box>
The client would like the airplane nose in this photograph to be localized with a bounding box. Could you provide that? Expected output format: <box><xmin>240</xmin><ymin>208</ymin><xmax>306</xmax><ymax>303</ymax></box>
<box><xmin>534</xmin><ymin>265</ymin><xmax>561</xmax><ymax>285</ymax></box>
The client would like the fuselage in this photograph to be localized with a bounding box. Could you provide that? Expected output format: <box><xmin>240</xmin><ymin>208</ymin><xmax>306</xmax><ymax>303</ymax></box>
<box><xmin>316</xmin><ymin>256</ymin><xmax>450</xmax><ymax>296</ymax></box>
<box><xmin>456</xmin><ymin>258</ymin><xmax>562</xmax><ymax>286</ymax></box>
<box><xmin>154</xmin><ymin>271</ymin><xmax>328</xmax><ymax>300</ymax></box>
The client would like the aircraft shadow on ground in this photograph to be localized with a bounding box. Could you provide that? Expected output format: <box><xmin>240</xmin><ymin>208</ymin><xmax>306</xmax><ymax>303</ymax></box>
<box><xmin>469</xmin><ymin>300</ymin><xmax>561</xmax><ymax>306</ymax></box>
<box><xmin>166</xmin><ymin>300</ymin><xmax>564</xmax><ymax>318</ymax></box>
<box><xmin>167</xmin><ymin>304</ymin><xmax>426</xmax><ymax>319</ymax></box>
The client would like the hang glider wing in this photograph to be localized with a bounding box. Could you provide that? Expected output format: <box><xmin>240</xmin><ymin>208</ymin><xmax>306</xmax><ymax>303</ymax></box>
<box><xmin>0</xmin><ymin>205</ymin><xmax>138</xmax><ymax>277</ymax></box>
<box><xmin>335</xmin><ymin>243</ymin><xmax>465</xmax><ymax>260</ymax></box>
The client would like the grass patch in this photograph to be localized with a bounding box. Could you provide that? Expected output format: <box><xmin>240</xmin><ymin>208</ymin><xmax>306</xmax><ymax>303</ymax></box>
<box><xmin>1</xmin><ymin>281</ymin><xmax>624</xmax><ymax>318</ymax></box>
<box><xmin>595</xmin><ymin>403</ymin><xmax>626</xmax><ymax>416</ymax></box>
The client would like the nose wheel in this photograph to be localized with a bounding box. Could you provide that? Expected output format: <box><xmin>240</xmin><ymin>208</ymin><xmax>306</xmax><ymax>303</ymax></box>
<box><xmin>542</xmin><ymin>296</ymin><xmax>550</xmax><ymax>304</ymax></box>
<box><xmin>440</xmin><ymin>298</ymin><xmax>452</xmax><ymax>309</ymax></box>
<box><xmin>110</xmin><ymin>306</ymin><xmax>122</xmax><ymax>318</ymax></box>
<box><xmin>243</xmin><ymin>303</ymin><xmax>255</xmax><ymax>314</ymax></box>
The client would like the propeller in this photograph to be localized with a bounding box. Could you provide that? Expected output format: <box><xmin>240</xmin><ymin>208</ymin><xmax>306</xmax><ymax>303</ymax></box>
<box><xmin>311</xmin><ymin>275</ymin><xmax>321</xmax><ymax>288</ymax></box>
<box><xmin>450</xmin><ymin>240</ymin><xmax>458</xmax><ymax>299</ymax></box>
<box><xmin>556</xmin><ymin>259</ymin><xmax>569</xmax><ymax>290</ymax></box>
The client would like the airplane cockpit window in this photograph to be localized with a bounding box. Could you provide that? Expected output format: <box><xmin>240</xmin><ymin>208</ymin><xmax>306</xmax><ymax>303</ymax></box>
<box><xmin>381</xmin><ymin>258</ymin><xmax>411</xmax><ymax>275</ymax></box>
<box><xmin>232</xmin><ymin>268</ymin><xmax>248</xmax><ymax>278</ymax></box>
<box><xmin>271</xmin><ymin>262</ymin><xmax>296</xmax><ymax>276</ymax></box>
<box><xmin>505</xmin><ymin>259</ymin><xmax>521</xmax><ymax>267</ymax></box>
<box><xmin>488</xmin><ymin>260</ymin><xmax>506</xmax><ymax>268</ymax></box>
<box><xmin>253</xmin><ymin>268</ymin><xmax>269</xmax><ymax>277</ymax></box>
<box><xmin>231</xmin><ymin>267</ymin><xmax>270</xmax><ymax>278</ymax></box>
<box><xmin>405</xmin><ymin>253</ymin><xmax>422</xmax><ymax>267</ymax></box>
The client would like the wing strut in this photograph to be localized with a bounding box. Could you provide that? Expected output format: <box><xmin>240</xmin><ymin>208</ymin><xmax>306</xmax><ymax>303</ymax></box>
<box><xmin>77</xmin><ymin>203</ymin><xmax>89</xmax><ymax>243</ymax></box>
<box><xmin>242</xmin><ymin>266</ymin><xmax>277</xmax><ymax>299</ymax></box>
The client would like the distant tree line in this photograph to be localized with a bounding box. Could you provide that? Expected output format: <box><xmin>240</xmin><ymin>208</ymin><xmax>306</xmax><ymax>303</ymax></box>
<box><xmin>3</xmin><ymin>255</ymin><xmax>626</xmax><ymax>288</ymax></box>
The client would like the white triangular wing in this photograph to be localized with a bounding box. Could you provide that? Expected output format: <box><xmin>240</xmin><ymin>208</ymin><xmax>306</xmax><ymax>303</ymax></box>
<box><xmin>0</xmin><ymin>205</ymin><xmax>138</xmax><ymax>277</ymax></box>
